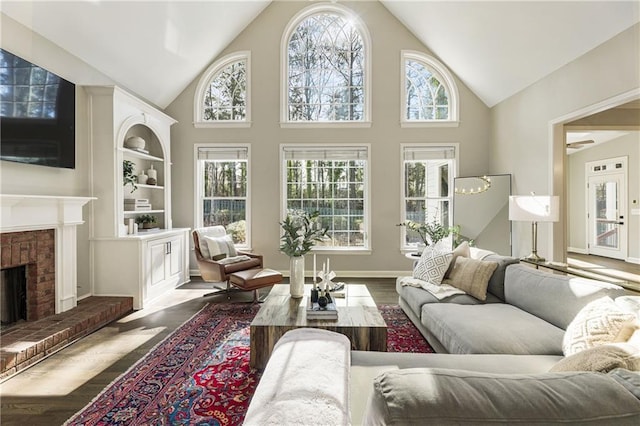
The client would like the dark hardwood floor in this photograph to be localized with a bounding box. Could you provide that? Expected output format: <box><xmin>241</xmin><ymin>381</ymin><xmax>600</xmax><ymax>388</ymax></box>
<box><xmin>0</xmin><ymin>277</ymin><xmax>398</xmax><ymax>426</ymax></box>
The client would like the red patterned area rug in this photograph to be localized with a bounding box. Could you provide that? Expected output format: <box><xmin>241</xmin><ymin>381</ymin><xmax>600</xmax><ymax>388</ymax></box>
<box><xmin>65</xmin><ymin>303</ymin><xmax>261</xmax><ymax>426</ymax></box>
<box><xmin>378</xmin><ymin>304</ymin><xmax>434</xmax><ymax>353</ymax></box>
<box><xmin>65</xmin><ymin>303</ymin><xmax>431</xmax><ymax>426</ymax></box>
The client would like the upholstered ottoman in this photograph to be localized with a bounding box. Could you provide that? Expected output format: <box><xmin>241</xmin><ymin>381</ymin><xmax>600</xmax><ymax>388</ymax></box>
<box><xmin>229</xmin><ymin>268</ymin><xmax>282</xmax><ymax>302</ymax></box>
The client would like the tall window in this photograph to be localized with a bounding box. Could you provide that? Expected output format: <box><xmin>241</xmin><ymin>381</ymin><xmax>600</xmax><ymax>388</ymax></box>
<box><xmin>401</xmin><ymin>51</ymin><xmax>459</xmax><ymax>127</ymax></box>
<box><xmin>193</xmin><ymin>52</ymin><xmax>250</xmax><ymax>127</ymax></box>
<box><xmin>282</xmin><ymin>3</ymin><xmax>371</xmax><ymax>125</ymax></box>
<box><xmin>196</xmin><ymin>145</ymin><xmax>250</xmax><ymax>247</ymax></box>
<box><xmin>282</xmin><ymin>145</ymin><xmax>370</xmax><ymax>251</ymax></box>
<box><xmin>401</xmin><ymin>145</ymin><xmax>457</xmax><ymax>249</ymax></box>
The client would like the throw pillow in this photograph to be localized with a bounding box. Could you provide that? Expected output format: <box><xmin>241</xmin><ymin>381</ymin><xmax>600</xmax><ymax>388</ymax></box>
<box><xmin>203</xmin><ymin>234</ymin><xmax>237</xmax><ymax>260</ymax></box>
<box><xmin>442</xmin><ymin>256</ymin><xmax>498</xmax><ymax>301</ymax></box>
<box><xmin>563</xmin><ymin>297</ymin><xmax>636</xmax><ymax>356</ymax></box>
<box><xmin>412</xmin><ymin>247</ymin><xmax>452</xmax><ymax>286</ymax></box>
<box><xmin>550</xmin><ymin>343</ymin><xmax>640</xmax><ymax>373</ymax></box>
<box><xmin>443</xmin><ymin>241</ymin><xmax>470</xmax><ymax>279</ymax></box>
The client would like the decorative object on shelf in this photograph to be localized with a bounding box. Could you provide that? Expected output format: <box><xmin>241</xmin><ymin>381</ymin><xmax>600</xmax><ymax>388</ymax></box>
<box><xmin>135</xmin><ymin>214</ymin><xmax>158</xmax><ymax>229</ymax></box>
<box><xmin>280</xmin><ymin>210</ymin><xmax>328</xmax><ymax>298</ymax></box>
<box><xmin>123</xmin><ymin>160</ymin><xmax>137</xmax><ymax>193</ymax></box>
<box><xmin>124</xmin><ymin>136</ymin><xmax>146</xmax><ymax>150</ymax></box>
<box><xmin>509</xmin><ymin>194</ymin><xmax>559</xmax><ymax>262</ymax></box>
<box><xmin>137</xmin><ymin>171</ymin><xmax>148</xmax><ymax>185</ymax></box>
<box><xmin>146</xmin><ymin>177</ymin><xmax>157</xmax><ymax>186</ymax></box>
<box><xmin>124</xmin><ymin>198</ymin><xmax>151</xmax><ymax>211</ymax></box>
<box><xmin>454</xmin><ymin>175</ymin><xmax>492</xmax><ymax>195</ymax></box>
<box><xmin>147</xmin><ymin>164</ymin><xmax>157</xmax><ymax>181</ymax></box>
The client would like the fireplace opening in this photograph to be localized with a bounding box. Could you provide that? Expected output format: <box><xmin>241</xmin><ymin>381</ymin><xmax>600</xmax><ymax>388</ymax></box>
<box><xmin>1</xmin><ymin>265</ymin><xmax>27</xmax><ymax>328</ymax></box>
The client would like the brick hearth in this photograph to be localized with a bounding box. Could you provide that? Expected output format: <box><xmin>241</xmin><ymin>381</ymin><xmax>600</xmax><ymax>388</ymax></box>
<box><xmin>0</xmin><ymin>296</ymin><xmax>133</xmax><ymax>379</ymax></box>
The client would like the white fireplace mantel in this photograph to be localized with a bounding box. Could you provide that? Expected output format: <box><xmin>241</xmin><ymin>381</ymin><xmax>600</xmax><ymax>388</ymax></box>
<box><xmin>1</xmin><ymin>194</ymin><xmax>96</xmax><ymax>313</ymax></box>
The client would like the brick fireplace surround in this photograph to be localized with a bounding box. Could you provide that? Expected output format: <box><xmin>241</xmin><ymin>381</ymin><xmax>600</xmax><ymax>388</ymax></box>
<box><xmin>1</xmin><ymin>229</ymin><xmax>56</xmax><ymax>321</ymax></box>
<box><xmin>0</xmin><ymin>195</ymin><xmax>132</xmax><ymax>379</ymax></box>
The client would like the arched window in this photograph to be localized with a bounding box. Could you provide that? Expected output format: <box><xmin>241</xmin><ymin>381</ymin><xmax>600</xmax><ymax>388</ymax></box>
<box><xmin>401</xmin><ymin>51</ymin><xmax>459</xmax><ymax>127</ymax></box>
<box><xmin>194</xmin><ymin>51</ymin><xmax>250</xmax><ymax>128</ymax></box>
<box><xmin>281</xmin><ymin>3</ymin><xmax>371</xmax><ymax>127</ymax></box>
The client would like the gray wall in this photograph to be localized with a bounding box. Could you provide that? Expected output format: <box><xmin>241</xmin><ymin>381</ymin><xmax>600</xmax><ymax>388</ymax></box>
<box><xmin>490</xmin><ymin>23</ymin><xmax>640</xmax><ymax>261</ymax></box>
<box><xmin>568</xmin><ymin>133</ymin><xmax>640</xmax><ymax>262</ymax></box>
<box><xmin>165</xmin><ymin>1</ymin><xmax>491</xmax><ymax>276</ymax></box>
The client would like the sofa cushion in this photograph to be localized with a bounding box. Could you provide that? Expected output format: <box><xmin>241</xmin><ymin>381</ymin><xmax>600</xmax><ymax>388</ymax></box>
<box><xmin>550</xmin><ymin>343</ymin><xmax>640</xmax><ymax>373</ymax></box>
<box><xmin>421</xmin><ymin>303</ymin><xmax>565</xmax><ymax>355</ymax></box>
<box><xmin>412</xmin><ymin>247</ymin><xmax>452</xmax><ymax>285</ymax></box>
<box><xmin>609</xmin><ymin>368</ymin><xmax>640</xmax><ymax>400</ymax></box>
<box><xmin>442</xmin><ymin>257</ymin><xmax>497</xmax><ymax>301</ymax></box>
<box><xmin>482</xmin><ymin>253</ymin><xmax>519</xmax><ymax>301</ymax></box>
<box><xmin>504</xmin><ymin>264</ymin><xmax>627</xmax><ymax>329</ymax></box>
<box><xmin>563</xmin><ymin>297</ymin><xmax>636</xmax><ymax>356</ymax></box>
<box><xmin>364</xmin><ymin>368</ymin><xmax>640</xmax><ymax>425</ymax></box>
<box><xmin>396</xmin><ymin>278</ymin><xmax>496</xmax><ymax>318</ymax></box>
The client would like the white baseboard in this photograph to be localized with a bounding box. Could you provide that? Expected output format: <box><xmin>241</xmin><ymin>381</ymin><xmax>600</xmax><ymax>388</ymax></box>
<box><xmin>567</xmin><ymin>247</ymin><xmax>588</xmax><ymax>255</ymax></box>
<box><xmin>626</xmin><ymin>257</ymin><xmax>640</xmax><ymax>265</ymax></box>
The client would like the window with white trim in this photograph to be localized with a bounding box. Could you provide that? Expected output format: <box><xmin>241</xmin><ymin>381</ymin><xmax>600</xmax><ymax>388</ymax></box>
<box><xmin>193</xmin><ymin>52</ymin><xmax>250</xmax><ymax>127</ymax></box>
<box><xmin>401</xmin><ymin>145</ymin><xmax>456</xmax><ymax>249</ymax></box>
<box><xmin>196</xmin><ymin>145</ymin><xmax>250</xmax><ymax>247</ymax></box>
<box><xmin>282</xmin><ymin>145</ymin><xmax>370</xmax><ymax>250</ymax></box>
<box><xmin>282</xmin><ymin>3</ymin><xmax>371</xmax><ymax>125</ymax></box>
<box><xmin>401</xmin><ymin>51</ymin><xmax>459</xmax><ymax>127</ymax></box>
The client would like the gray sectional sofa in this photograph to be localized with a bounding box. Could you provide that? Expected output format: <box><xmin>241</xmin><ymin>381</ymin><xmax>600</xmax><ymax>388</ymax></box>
<box><xmin>397</xmin><ymin>255</ymin><xmax>626</xmax><ymax>355</ymax></box>
<box><xmin>245</xmin><ymin>251</ymin><xmax>640</xmax><ymax>425</ymax></box>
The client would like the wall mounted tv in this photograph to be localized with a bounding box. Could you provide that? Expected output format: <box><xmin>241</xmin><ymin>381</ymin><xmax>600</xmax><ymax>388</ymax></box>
<box><xmin>0</xmin><ymin>48</ymin><xmax>75</xmax><ymax>169</ymax></box>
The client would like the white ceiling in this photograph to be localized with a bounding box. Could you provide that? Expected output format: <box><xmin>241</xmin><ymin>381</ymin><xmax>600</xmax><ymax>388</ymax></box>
<box><xmin>1</xmin><ymin>1</ymin><xmax>639</xmax><ymax>109</ymax></box>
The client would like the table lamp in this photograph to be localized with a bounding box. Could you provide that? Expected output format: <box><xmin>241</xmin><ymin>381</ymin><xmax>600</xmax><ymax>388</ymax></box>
<box><xmin>509</xmin><ymin>195</ymin><xmax>559</xmax><ymax>262</ymax></box>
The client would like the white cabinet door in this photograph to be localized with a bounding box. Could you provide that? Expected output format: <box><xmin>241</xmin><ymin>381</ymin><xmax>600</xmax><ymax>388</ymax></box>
<box><xmin>167</xmin><ymin>235</ymin><xmax>184</xmax><ymax>279</ymax></box>
<box><xmin>149</xmin><ymin>238</ymin><xmax>169</xmax><ymax>287</ymax></box>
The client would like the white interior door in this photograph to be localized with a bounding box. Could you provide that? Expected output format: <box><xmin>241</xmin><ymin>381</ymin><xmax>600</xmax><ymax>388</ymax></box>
<box><xmin>587</xmin><ymin>168</ymin><xmax>627</xmax><ymax>260</ymax></box>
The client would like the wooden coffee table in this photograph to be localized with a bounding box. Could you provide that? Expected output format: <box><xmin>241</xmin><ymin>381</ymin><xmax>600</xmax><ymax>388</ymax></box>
<box><xmin>250</xmin><ymin>284</ymin><xmax>387</xmax><ymax>369</ymax></box>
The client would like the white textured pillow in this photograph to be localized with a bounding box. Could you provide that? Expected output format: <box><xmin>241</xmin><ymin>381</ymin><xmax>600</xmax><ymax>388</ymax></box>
<box><xmin>203</xmin><ymin>234</ymin><xmax>237</xmax><ymax>260</ymax></box>
<box><xmin>412</xmin><ymin>247</ymin><xmax>452</xmax><ymax>286</ymax></box>
<box><xmin>563</xmin><ymin>297</ymin><xmax>636</xmax><ymax>356</ymax></box>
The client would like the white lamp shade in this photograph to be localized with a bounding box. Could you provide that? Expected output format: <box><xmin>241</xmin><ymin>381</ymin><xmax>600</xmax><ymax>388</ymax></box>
<box><xmin>509</xmin><ymin>195</ymin><xmax>559</xmax><ymax>222</ymax></box>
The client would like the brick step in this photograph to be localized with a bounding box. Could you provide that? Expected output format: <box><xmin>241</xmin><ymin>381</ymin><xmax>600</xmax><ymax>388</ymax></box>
<box><xmin>0</xmin><ymin>296</ymin><xmax>133</xmax><ymax>380</ymax></box>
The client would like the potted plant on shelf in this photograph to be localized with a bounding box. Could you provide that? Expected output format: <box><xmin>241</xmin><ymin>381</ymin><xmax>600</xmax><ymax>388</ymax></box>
<box><xmin>280</xmin><ymin>210</ymin><xmax>327</xmax><ymax>298</ymax></box>
<box><xmin>123</xmin><ymin>160</ymin><xmax>137</xmax><ymax>193</ymax></box>
<box><xmin>135</xmin><ymin>214</ymin><xmax>157</xmax><ymax>229</ymax></box>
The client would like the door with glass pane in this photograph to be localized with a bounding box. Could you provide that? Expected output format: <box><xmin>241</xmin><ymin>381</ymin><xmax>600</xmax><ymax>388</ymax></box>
<box><xmin>587</xmin><ymin>171</ymin><xmax>627</xmax><ymax>260</ymax></box>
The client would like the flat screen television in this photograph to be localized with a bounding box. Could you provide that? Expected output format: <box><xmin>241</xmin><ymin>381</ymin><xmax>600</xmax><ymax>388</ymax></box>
<box><xmin>0</xmin><ymin>48</ymin><xmax>75</xmax><ymax>169</ymax></box>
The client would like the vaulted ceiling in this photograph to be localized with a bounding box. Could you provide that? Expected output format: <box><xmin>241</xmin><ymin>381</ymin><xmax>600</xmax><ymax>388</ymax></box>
<box><xmin>1</xmin><ymin>1</ymin><xmax>638</xmax><ymax>109</ymax></box>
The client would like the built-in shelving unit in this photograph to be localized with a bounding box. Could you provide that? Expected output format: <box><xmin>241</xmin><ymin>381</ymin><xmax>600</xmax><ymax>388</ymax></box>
<box><xmin>87</xmin><ymin>86</ymin><xmax>189</xmax><ymax>309</ymax></box>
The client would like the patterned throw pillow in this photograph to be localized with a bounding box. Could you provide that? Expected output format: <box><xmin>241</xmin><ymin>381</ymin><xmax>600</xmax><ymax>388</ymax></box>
<box><xmin>563</xmin><ymin>297</ymin><xmax>636</xmax><ymax>356</ymax></box>
<box><xmin>203</xmin><ymin>234</ymin><xmax>237</xmax><ymax>260</ymax></box>
<box><xmin>413</xmin><ymin>247</ymin><xmax>453</xmax><ymax>285</ymax></box>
